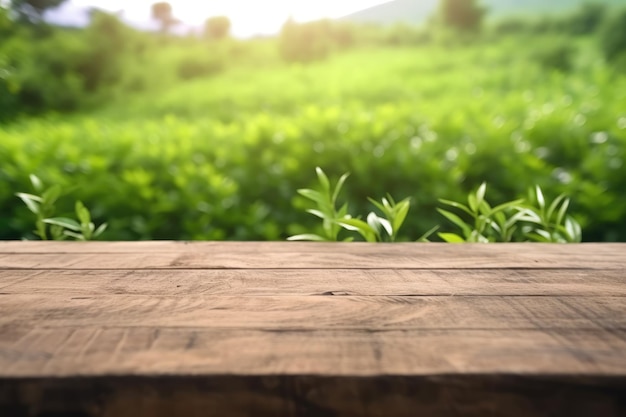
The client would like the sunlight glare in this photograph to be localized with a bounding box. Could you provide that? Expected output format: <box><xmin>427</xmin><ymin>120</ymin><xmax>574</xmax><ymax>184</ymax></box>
<box><xmin>72</xmin><ymin>0</ymin><xmax>390</xmax><ymax>37</ymax></box>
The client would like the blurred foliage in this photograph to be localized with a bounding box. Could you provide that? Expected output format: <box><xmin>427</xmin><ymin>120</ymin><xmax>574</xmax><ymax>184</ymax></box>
<box><xmin>151</xmin><ymin>1</ymin><xmax>179</xmax><ymax>34</ymax></box>
<box><xmin>9</xmin><ymin>0</ymin><xmax>67</xmax><ymax>23</ymax></box>
<box><xmin>569</xmin><ymin>2</ymin><xmax>607</xmax><ymax>35</ymax></box>
<box><xmin>438</xmin><ymin>0</ymin><xmax>485</xmax><ymax>33</ymax></box>
<box><xmin>280</xmin><ymin>19</ymin><xmax>332</xmax><ymax>62</ymax></box>
<box><xmin>0</xmin><ymin>2</ymin><xmax>625</xmax><ymax>242</ymax></box>
<box><xmin>204</xmin><ymin>16</ymin><xmax>231</xmax><ymax>40</ymax></box>
<box><xmin>531</xmin><ymin>37</ymin><xmax>577</xmax><ymax>72</ymax></box>
<box><xmin>600</xmin><ymin>7</ymin><xmax>626</xmax><ymax>66</ymax></box>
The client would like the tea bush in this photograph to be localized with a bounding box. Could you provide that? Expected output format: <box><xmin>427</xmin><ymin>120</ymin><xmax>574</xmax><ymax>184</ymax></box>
<box><xmin>1</xmin><ymin>37</ymin><xmax>625</xmax><ymax>241</ymax></box>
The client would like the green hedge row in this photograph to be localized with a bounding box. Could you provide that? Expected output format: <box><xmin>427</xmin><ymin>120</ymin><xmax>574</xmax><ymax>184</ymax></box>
<box><xmin>1</xmin><ymin>44</ymin><xmax>625</xmax><ymax>241</ymax></box>
<box><xmin>2</xmin><ymin>107</ymin><xmax>624</xmax><ymax>241</ymax></box>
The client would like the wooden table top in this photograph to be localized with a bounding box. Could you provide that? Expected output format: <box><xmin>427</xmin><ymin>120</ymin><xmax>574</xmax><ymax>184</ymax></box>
<box><xmin>0</xmin><ymin>242</ymin><xmax>625</xmax><ymax>417</ymax></box>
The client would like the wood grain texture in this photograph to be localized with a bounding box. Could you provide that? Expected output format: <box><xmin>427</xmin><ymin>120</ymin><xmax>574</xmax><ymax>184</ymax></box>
<box><xmin>0</xmin><ymin>242</ymin><xmax>625</xmax><ymax>416</ymax></box>
<box><xmin>1</xmin><ymin>268</ymin><xmax>625</xmax><ymax>296</ymax></box>
<box><xmin>1</xmin><ymin>242</ymin><xmax>625</xmax><ymax>269</ymax></box>
<box><xmin>1</xmin><ymin>294</ymin><xmax>625</xmax><ymax>330</ymax></box>
<box><xmin>1</xmin><ymin>326</ymin><xmax>626</xmax><ymax>377</ymax></box>
<box><xmin>0</xmin><ymin>241</ymin><xmax>623</xmax><ymax>256</ymax></box>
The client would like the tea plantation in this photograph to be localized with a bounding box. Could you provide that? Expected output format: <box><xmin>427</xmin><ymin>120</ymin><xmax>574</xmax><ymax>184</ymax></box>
<box><xmin>1</xmin><ymin>29</ymin><xmax>625</xmax><ymax>241</ymax></box>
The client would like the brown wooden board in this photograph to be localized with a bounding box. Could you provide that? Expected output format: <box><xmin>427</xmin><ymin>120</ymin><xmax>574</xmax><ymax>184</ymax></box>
<box><xmin>0</xmin><ymin>242</ymin><xmax>625</xmax><ymax>416</ymax></box>
<box><xmin>2</xmin><ymin>374</ymin><xmax>625</xmax><ymax>417</ymax></box>
<box><xmin>0</xmin><ymin>241</ymin><xmax>623</xmax><ymax>257</ymax></box>
<box><xmin>1</xmin><ymin>327</ymin><xmax>626</xmax><ymax>377</ymax></box>
<box><xmin>1</xmin><ymin>294</ymin><xmax>625</xmax><ymax>330</ymax></box>
<box><xmin>1</xmin><ymin>268</ymin><xmax>625</xmax><ymax>296</ymax></box>
<box><xmin>1</xmin><ymin>242</ymin><xmax>625</xmax><ymax>269</ymax></box>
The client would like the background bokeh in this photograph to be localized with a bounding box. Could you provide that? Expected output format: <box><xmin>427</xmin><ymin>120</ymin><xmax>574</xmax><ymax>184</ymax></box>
<box><xmin>1</xmin><ymin>0</ymin><xmax>625</xmax><ymax>241</ymax></box>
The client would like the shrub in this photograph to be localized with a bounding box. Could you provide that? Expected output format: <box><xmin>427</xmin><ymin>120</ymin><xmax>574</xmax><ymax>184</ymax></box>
<box><xmin>437</xmin><ymin>0</ymin><xmax>485</xmax><ymax>33</ymax></box>
<box><xmin>204</xmin><ymin>16</ymin><xmax>231</xmax><ymax>40</ymax></box>
<box><xmin>492</xmin><ymin>17</ymin><xmax>531</xmax><ymax>36</ymax></box>
<box><xmin>279</xmin><ymin>19</ymin><xmax>334</xmax><ymax>62</ymax></box>
<box><xmin>531</xmin><ymin>38</ymin><xmax>576</xmax><ymax>72</ymax></box>
<box><xmin>15</xmin><ymin>175</ymin><xmax>107</xmax><ymax>241</ymax></box>
<box><xmin>177</xmin><ymin>55</ymin><xmax>222</xmax><ymax>80</ymax></box>
<box><xmin>600</xmin><ymin>7</ymin><xmax>626</xmax><ymax>65</ymax></box>
<box><xmin>568</xmin><ymin>2</ymin><xmax>606</xmax><ymax>35</ymax></box>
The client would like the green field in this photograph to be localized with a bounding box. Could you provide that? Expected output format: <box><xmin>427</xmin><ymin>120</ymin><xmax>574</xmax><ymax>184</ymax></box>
<box><xmin>1</xmin><ymin>5</ymin><xmax>626</xmax><ymax>242</ymax></box>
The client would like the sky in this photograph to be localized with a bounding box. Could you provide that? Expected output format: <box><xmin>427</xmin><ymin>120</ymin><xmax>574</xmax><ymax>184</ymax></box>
<box><xmin>50</xmin><ymin>0</ymin><xmax>392</xmax><ymax>37</ymax></box>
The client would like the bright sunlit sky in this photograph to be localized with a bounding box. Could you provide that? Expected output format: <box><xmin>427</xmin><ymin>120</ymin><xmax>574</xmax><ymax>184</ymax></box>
<box><xmin>65</xmin><ymin>0</ymin><xmax>392</xmax><ymax>37</ymax></box>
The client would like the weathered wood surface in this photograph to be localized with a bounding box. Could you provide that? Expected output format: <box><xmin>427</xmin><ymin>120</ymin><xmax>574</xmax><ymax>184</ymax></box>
<box><xmin>0</xmin><ymin>242</ymin><xmax>625</xmax><ymax>417</ymax></box>
<box><xmin>0</xmin><ymin>242</ymin><xmax>624</xmax><ymax>269</ymax></box>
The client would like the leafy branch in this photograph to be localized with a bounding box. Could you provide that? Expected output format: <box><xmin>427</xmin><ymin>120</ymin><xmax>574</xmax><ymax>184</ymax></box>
<box><xmin>16</xmin><ymin>175</ymin><xmax>107</xmax><ymax>241</ymax></box>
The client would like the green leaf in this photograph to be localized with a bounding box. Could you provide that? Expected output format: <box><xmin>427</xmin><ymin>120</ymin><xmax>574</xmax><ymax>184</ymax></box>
<box><xmin>29</xmin><ymin>174</ymin><xmax>43</xmax><ymax>192</ymax></box>
<box><xmin>547</xmin><ymin>194</ymin><xmax>567</xmax><ymax>224</ymax></box>
<box><xmin>49</xmin><ymin>225</ymin><xmax>66</xmax><ymax>241</ymax></box>
<box><xmin>15</xmin><ymin>193</ymin><xmax>42</xmax><ymax>214</ymax></box>
<box><xmin>504</xmin><ymin>210</ymin><xmax>531</xmax><ymax>229</ymax></box>
<box><xmin>491</xmin><ymin>199</ymin><xmax>524</xmax><ymax>215</ymax></box>
<box><xmin>437</xmin><ymin>208</ymin><xmax>472</xmax><ymax>237</ymax></box>
<box><xmin>468</xmin><ymin>192</ymin><xmax>478</xmax><ymax>213</ymax></box>
<box><xmin>476</xmin><ymin>182</ymin><xmax>487</xmax><ymax>206</ymax></box>
<box><xmin>297</xmin><ymin>188</ymin><xmax>323</xmax><ymax>203</ymax></box>
<box><xmin>417</xmin><ymin>225</ymin><xmax>439</xmax><ymax>242</ymax></box>
<box><xmin>368</xmin><ymin>197</ymin><xmax>387</xmax><ymax>216</ymax></box>
<box><xmin>439</xmin><ymin>199</ymin><xmax>473</xmax><ymax>217</ymax></box>
<box><xmin>493</xmin><ymin>211</ymin><xmax>506</xmax><ymax>228</ymax></box>
<box><xmin>391</xmin><ymin>198</ymin><xmax>410</xmax><ymax>233</ymax></box>
<box><xmin>517</xmin><ymin>208</ymin><xmax>541</xmax><ymax>224</ymax></box>
<box><xmin>469</xmin><ymin>230</ymin><xmax>490</xmax><ymax>243</ymax></box>
<box><xmin>93</xmin><ymin>223</ymin><xmax>108</xmax><ymax>238</ymax></box>
<box><xmin>564</xmin><ymin>217</ymin><xmax>582</xmax><ymax>242</ymax></box>
<box><xmin>332</xmin><ymin>173</ymin><xmax>350</xmax><ymax>205</ymax></box>
<box><xmin>535</xmin><ymin>185</ymin><xmax>545</xmax><ymax>210</ymax></box>
<box><xmin>526</xmin><ymin>231</ymin><xmax>551</xmax><ymax>243</ymax></box>
<box><xmin>381</xmin><ymin>196</ymin><xmax>393</xmax><ymax>211</ymax></box>
<box><xmin>298</xmin><ymin>189</ymin><xmax>332</xmax><ymax>213</ymax></box>
<box><xmin>367</xmin><ymin>212</ymin><xmax>392</xmax><ymax>237</ymax></box>
<box><xmin>42</xmin><ymin>185</ymin><xmax>62</xmax><ymax>206</ymax></box>
<box><xmin>477</xmin><ymin>199</ymin><xmax>492</xmax><ymax>217</ymax></box>
<box><xmin>287</xmin><ymin>234</ymin><xmax>328</xmax><ymax>241</ymax></box>
<box><xmin>306</xmin><ymin>209</ymin><xmax>327</xmax><ymax>220</ymax></box>
<box><xmin>532</xmin><ymin>229</ymin><xmax>553</xmax><ymax>242</ymax></box>
<box><xmin>44</xmin><ymin>217</ymin><xmax>81</xmax><ymax>232</ymax></box>
<box><xmin>337</xmin><ymin>218</ymin><xmax>377</xmax><ymax>242</ymax></box>
<box><xmin>75</xmin><ymin>201</ymin><xmax>91</xmax><ymax>225</ymax></box>
<box><xmin>438</xmin><ymin>233</ymin><xmax>465</xmax><ymax>243</ymax></box>
<box><xmin>315</xmin><ymin>167</ymin><xmax>330</xmax><ymax>194</ymax></box>
<box><xmin>63</xmin><ymin>231</ymin><xmax>86</xmax><ymax>241</ymax></box>
<box><xmin>555</xmin><ymin>198</ymin><xmax>570</xmax><ymax>228</ymax></box>
<box><xmin>337</xmin><ymin>202</ymin><xmax>349</xmax><ymax>217</ymax></box>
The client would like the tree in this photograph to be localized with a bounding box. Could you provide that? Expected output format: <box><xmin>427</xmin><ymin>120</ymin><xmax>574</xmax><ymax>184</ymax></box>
<box><xmin>151</xmin><ymin>1</ymin><xmax>178</xmax><ymax>34</ymax></box>
<box><xmin>204</xmin><ymin>15</ymin><xmax>230</xmax><ymax>40</ymax></box>
<box><xmin>9</xmin><ymin>0</ymin><xmax>67</xmax><ymax>23</ymax></box>
<box><xmin>438</xmin><ymin>0</ymin><xmax>485</xmax><ymax>33</ymax></box>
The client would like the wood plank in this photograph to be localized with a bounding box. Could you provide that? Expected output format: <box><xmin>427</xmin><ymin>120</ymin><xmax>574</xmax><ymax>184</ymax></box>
<box><xmin>1</xmin><ymin>242</ymin><xmax>625</xmax><ymax>269</ymax></box>
<box><xmin>1</xmin><ymin>268</ymin><xmax>625</xmax><ymax>297</ymax></box>
<box><xmin>1</xmin><ymin>327</ymin><xmax>625</xmax><ymax>377</ymax></box>
<box><xmin>0</xmin><ymin>241</ymin><xmax>624</xmax><ymax>416</ymax></box>
<box><xmin>2</xmin><ymin>373</ymin><xmax>625</xmax><ymax>417</ymax></box>
<box><xmin>0</xmin><ymin>241</ymin><xmax>623</xmax><ymax>256</ymax></box>
<box><xmin>1</xmin><ymin>295</ymin><xmax>624</xmax><ymax>330</ymax></box>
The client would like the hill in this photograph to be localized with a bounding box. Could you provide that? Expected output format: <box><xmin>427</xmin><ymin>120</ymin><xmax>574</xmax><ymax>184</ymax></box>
<box><xmin>340</xmin><ymin>0</ymin><xmax>624</xmax><ymax>26</ymax></box>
